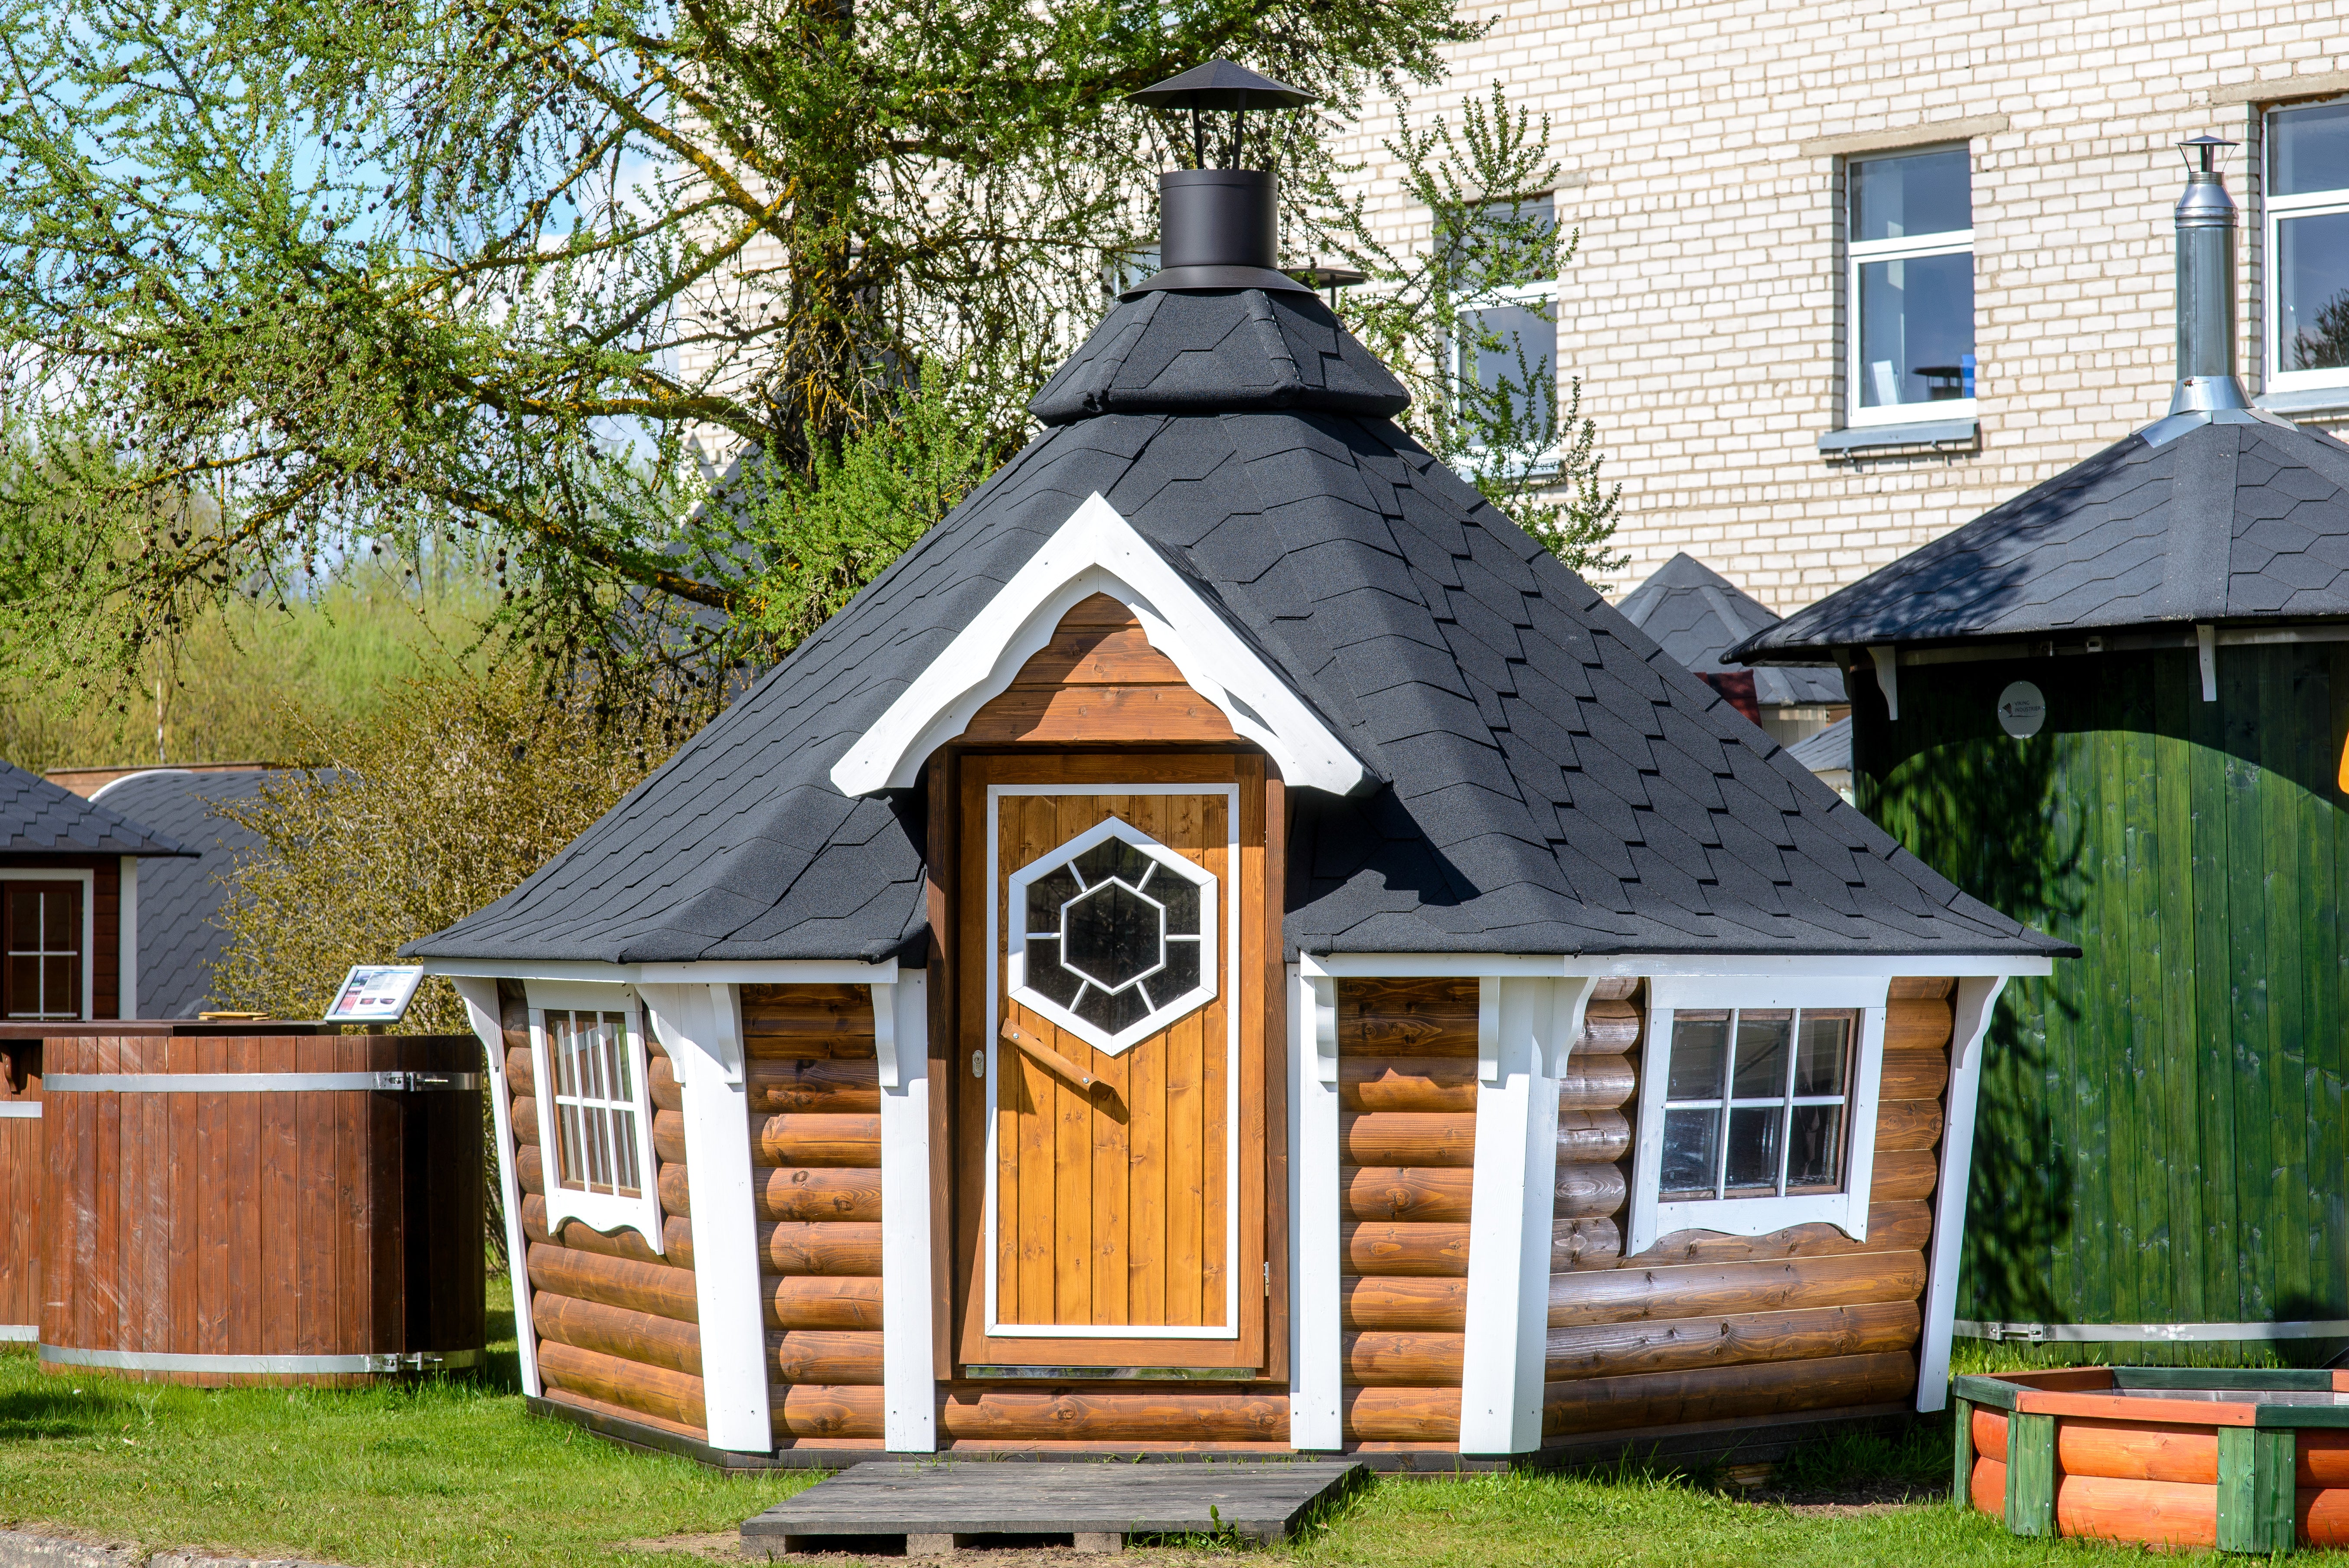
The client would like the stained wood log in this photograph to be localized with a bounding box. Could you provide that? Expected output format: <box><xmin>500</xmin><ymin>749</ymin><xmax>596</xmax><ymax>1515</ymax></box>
<box><xmin>1546</xmin><ymin>1300</ymin><xmax>1918</xmax><ymax>1381</ymax></box>
<box><xmin>1591</xmin><ymin>978</ymin><xmax>1639</xmax><ymax>1003</ymax></box>
<box><xmin>538</xmin><ymin>1338</ymin><xmax>706</xmax><ymax>1430</ymax></box>
<box><xmin>1344</xmin><ymin>1276</ymin><xmax>1469</xmax><ymax>1332</ymax></box>
<box><xmin>771</xmin><ymin>1382</ymin><xmax>886</xmax><ymax>1440</ymax></box>
<box><xmin>1580</xmin><ymin>999</ymin><xmax>1641</xmax><ymax>1051</ymax></box>
<box><xmin>770</xmin><ymin>1275</ymin><xmax>885</xmax><ymax>1331</ymax></box>
<box><xmin>651</xmin><ymin>1110</ymin><xmax>880</xmax><ymax>1168</ymax></box>
<box><xmin>655</xmin><ymin>1161</ymin><xmax>882</xmax><ymax>1222</ymax></box>
<box><xmin>2055</xmin><ymin>1474</ymin><xmax>2216</xmax><ymax>1549</ymax></box>
<box><xmin>1885</xmin><ymin>997</ymin><xmax>1955</xmax><ymax>1053</ymax></box>
<box><xmin>1971</xmin><ymin>1457</ymin><xmax>2006</xmax><ymax>1515</ymax></box>
<box><xmin>1341</xmin><ymin>1056</ymin><xmax>1476</xmax><ymax>1114</ymax></box>
<box><xmin>1556</xmin><ymin>1162</ymin><xmax>1628</xmax><ymax>1219</ymax></box>
<box><xmin>1342</xmin><ymin>1112</ymin><xmax>1476</xmax><ymax>1168</ymax></box>
<box><xmin>744</xmin><ymin>1035</ymin><xmax>880</xmax><ymax>1061</ymax></box>
<box><xmin>526</xmin><ymin>1242</ymin><xmax>700</xmax><ymax>1324</ymax></box>
<box><xmin>506</xmin><ymin>1046</ymin><xmax>533</xmax><ymax>1097</ymax></box>
<box><xmin>533</xmin><ymin>1291</ymin><xmax>701</xmax><ymax>1378</ymax></box>
<box><xmin>762</xmin><ymin>1221</ymin><xmax>884</xmax><ymax>1275</ymax></box>
<box><xmin>2303</xmin><ymin>1487</ymin><xmax>2349</xmax><ymax>1546</ymax></box>
<box><xmin>1872</xmin><ymin>1147</ymin><xmax>1939</xmax><ymax>1203</ymax></box>
<box><xmin>1627</xmin><ymin>1200</ymin><xmax>1932</xmax><ymax>1265</ymax></box>
<box><xmin>1542</xmin><ymin>1350</ymin><xmax>1916</xmax><ymax>1436</ymax></box>
<box><xmin>1888</xmin><ymin>976</ymin><xmax>1954</xmax><ymax>1001</ymax></box>
<box><xmin>1972</xmin><ymin>1406</ymin><xmax>2007</xmax><ymax>1462</ymax></box>
<box><xmin>1552</xmin><ymin>1217</ymin><xmax>1623</xmax><ymax>1271</ymax></box>
<box><xmin>2046</xmin><ymin>1416</ymin><xmax>2217</xmax><ymax>1483</ymax></box>
<box><xmin>1344</xmin><ymin>1386</ymin><xmax>1460</xmax><ymax>1441</ymax></box>
<box><xmin>540</xmin><ymin>1385</ymin><xmax>708</xmax><ymax>1445</ymax></box>
<box><xmin>1559</xmin><ymin>1053</ymin><xmax>1635</xmax><ymax>1112</ymax></box>
<box><xmin>1879</xmin><ymin>1048</ymin><xmax>1948</xmax><ymax>1102</ymax></box>
<box><xmin>771</xmin><ymin>1329</ymin><xmax>884</xmax><ymax>1385</ymax></box>
<box><xmin>2300</xmin><ymin>1430</ymin><xmax>2349</xmax><ymax>1486</ymax></box>
<box><xmin>1345</xmin><ymin>1331</ymin><xmax>1465</xmax><ymax>1386</ymax></box>
<box><xmin>1345</xmin><ymin>1166</ymin><xmax>1473</xmax><ymax>1223</ymax></box>
<box><xmin>1338</xmin><ymin>979</ymin><xmax>1478</xmax><ymax>1058</ymax></box>
<box><xmin>1874</xmin><ymin>1099</ymin><xmax>1944</xmax><ymax>1154</ymax></box>
<box><xmin>512</xmin><ymin>1095</ymin><xmax>539</xmax><ymax>1145</ymax></box>
<box><xmin>1550</xmin><ymin>1250</ymin><xmax>1928</xmax><ymax>1327</ymax></box>
<box><xmin>1558</xmin><ymin>1110</ymin><xmax>1631</xmax><ymax>1163</ymax></box>
<box><xmin>935</xmin><ymin>1388</ymin><xmax>1289</xmax><ymax>1443</ymax></box>
<box><xmin>652</xmin><ymin>1055</ymin><xmax>884</xmax><ymax>1115</ymax></box>
<box><xmin>1345</xmin><ymin>1222</ymin><xmax>1471</xmax><ymax>1276</ymax></box>
<box><xmin>522</xmin><ymin>1194</ymin><xmax>696</xmax><ymax>1271</ymax></box>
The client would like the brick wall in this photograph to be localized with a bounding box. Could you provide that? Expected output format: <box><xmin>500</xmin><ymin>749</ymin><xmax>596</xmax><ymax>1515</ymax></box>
<box><xmin>1324</xmin><ymin>1</ymin><xmax>2349</xmax><ymax>609</ymax></box>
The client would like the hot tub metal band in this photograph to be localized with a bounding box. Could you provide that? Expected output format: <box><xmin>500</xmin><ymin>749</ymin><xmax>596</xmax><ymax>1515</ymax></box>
<box><xmin>1958</xmin><ymin>1317</ymin><xmax>2349</xmax><ymax>1343</ymax></box>
<box><xmin>43</xmin><ymin>1071</ymin><xmax>480</xmax><ymax>1093</ymax></box>
<box><xmin>38</xmin><ymin>1345</ymin><xmax>486</xmax><ymax>1375</ymax></box>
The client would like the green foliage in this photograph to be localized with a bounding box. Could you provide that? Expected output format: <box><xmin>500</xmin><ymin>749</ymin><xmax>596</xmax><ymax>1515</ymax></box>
<box><xmin>1305</xmin><ymin>85</ymin><xmax>1625</xmax><ymax>581</ymax></box>
<box><xmin>2291</xmin><ymin>287</ymin><xmax>2349</xmax><ymax>371</ymax></box>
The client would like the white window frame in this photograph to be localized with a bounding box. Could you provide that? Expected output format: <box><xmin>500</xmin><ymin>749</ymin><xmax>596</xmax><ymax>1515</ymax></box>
<box><xmin>1845</xmin><ymin>145</ymin><xmax>1977</xmax><ymax>430</ymax></box>
<box><xmin>1449</xmin><ymin>194</ymin><xmax>1563</xmax><ymax>474</ymax></box>
<box><xmin>2263</xmin><ymin>98</ymin><xmax>2349</xmax><ymax>398</ymax></box>
<box><xmin>525</xmin><ymin>978</ymin><xmax>663</xmax><ymax>1250</ymax></box>
<box><xmin>1628</xmin><ymin>974</ymin><xmax>1889</xmax><ymax>1255</ymax></box>
<box><xmin>0</xmin><ymin>868</ymin><xmax>95</xmax><ymax>1021</ymax></box>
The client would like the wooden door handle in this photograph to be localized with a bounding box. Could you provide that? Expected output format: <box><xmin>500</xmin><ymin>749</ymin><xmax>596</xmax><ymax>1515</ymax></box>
<box><xmin>1001</xmin><ymin>1021</ymin><xmax>1099</xmax><ymax>1090</ymax></box>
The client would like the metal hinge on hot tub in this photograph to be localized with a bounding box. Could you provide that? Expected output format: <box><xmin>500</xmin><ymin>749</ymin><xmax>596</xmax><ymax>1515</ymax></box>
<box><xmin>364</xmin><ymin>1349</ymin><xmax>486</xmax><ymax>1372</ymax></box>
<box><xmin>371</xmin><ymin>1070</ymin><xmax>482</xmax><ymax>1092</ymax></box>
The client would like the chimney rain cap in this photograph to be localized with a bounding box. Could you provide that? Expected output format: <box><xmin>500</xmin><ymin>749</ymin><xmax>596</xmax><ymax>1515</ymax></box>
<box><xmin>2177</xmin><ymin>133</ymin><xmax>2237</xmax><ymax>173</ymax></box>
<box><xmin>1129</xmin><ymin>59</ymin><xmax>1318</xmax><ymax>112</ymax></box>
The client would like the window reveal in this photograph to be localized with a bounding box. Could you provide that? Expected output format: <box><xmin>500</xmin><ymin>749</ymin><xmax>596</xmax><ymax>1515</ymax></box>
<box><xmin>1847</xmin><ymin>147</ymin><xmax>1977</xmax><ymax>424</ymax></box>
<box><xmin>545</xmin><ymin>1008</ymin><xmax>646</xmax><ymax>1199</ymax></box>
<box><xmin>1659</xmin><ymin>1008</ymin><xmax>1856</xmax><ymax>1202</ymax></box>
<box><xmin>3</xmin><ymin>881</ymin><xmax>82</xmax><ymax>1020</ymax></box>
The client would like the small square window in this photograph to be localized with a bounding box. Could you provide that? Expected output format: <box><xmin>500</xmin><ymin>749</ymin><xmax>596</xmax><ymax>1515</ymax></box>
<box><xmin>1845</xmin><ymin>147</ymin><xmax>1977</xmax><ymax>427</ymax></box>
<box><xmin>528</xmin><ymin>986</ymin><xmax>664</xmax><ymax>1252</ymax></box>
<box><xmin>2266</xmin><ymin>100</ymin><xmax>2349</xmax><ymax>391</ymax></box>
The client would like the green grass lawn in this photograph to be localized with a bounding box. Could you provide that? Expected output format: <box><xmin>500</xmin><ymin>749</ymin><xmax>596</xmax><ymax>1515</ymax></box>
<box><xmin>0</xmin><ymin>1285</ymin><xmax>2340</xmax><ymax>1567</ymax></box>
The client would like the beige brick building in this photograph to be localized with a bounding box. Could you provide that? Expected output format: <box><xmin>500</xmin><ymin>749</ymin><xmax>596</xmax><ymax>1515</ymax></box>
<box><xmin>1325</xmin><ymin>3</ymin><xmax>2349</xmax><ymax>610</ymax></box>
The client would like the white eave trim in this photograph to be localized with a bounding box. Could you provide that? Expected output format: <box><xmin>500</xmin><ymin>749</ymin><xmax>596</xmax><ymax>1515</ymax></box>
<box><xmin>1298</xmin><ymin>951</ymin><xmax>2055</xmax><ymax>979</ymax></box>
<box><xmin>419</xmin><ymin>957</ymin><xmax>898</xmax><ymax>985</ymax></box>
<box><xmin>829</xmin><ymin>491</ymin><xmax>1370</xmax><ymax>798</ymax></box>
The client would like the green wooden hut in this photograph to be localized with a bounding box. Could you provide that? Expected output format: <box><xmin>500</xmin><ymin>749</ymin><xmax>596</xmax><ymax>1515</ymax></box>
<box><xmin>1733</xmin><ymin>137</ymin><xmax>2349</xmax><ymax>1355</ymax></box>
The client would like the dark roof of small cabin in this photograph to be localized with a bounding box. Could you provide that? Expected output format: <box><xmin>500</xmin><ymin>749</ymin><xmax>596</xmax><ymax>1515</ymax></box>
<box><xmin>1616</xmin><ymin>553</ymin><xmax>1845</xmax><ymax>707</ymax></box>
<box><xmin>1788</xmin><ymin>717</ymin><xmax>1852</xmax><ymax>776</ymax></box>
<box><xmin>90</xmin><ymin>769</ymin><xmax>275</xmax><ymax>1018</ymax></box>
<box><xmin>408</xmin><ymin>288</ymin><xmax>2062</xmax><ymax>965</ymax></box>
<box><xmin>1734</xmin><ymin>415</ymin><xmax>2349</xmax><ymax>661</ymax></box>
<box><xmin>0</xmin><ymin>761</ymin><xmax>192</xmax><ymax>857</ymax></box>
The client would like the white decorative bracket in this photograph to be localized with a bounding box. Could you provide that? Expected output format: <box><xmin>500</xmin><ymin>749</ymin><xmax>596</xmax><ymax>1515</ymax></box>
<box><xmin>1289</xmin><ymin>966</ymin><xmax>1344</xmax><ymax>1450</ymax></box>
<box><xmin>873</xmin><ymin>974</ymin><xmax>938</xmax><ymax>1452</ymax></box>
<box><xmin>1916</xmin><ymin>974</ymin><xmax>2011</xmax><ymax>1413</ymax></box>
<box><xmin>451</xmin><ymin>975</ymin><xmax>540</xmax><ymax>1400</ymax></box>
<box><xmin>1869</xmin><ymin>645</ymin><xmax>1900</xmax><ymax>720</ymax></box>
<box><xmin>2198</xmin><ymin>624</ymin><xmax>2218</xmax><ymax>701</ymax></box>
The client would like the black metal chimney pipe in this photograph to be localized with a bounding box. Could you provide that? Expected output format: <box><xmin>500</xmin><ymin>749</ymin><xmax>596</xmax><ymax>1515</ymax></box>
<box><xmin>1122</xmin><ymin>59</ymin><xmax>1318</xmax><ymax>298</ymax></box>
<box><xmin>2169</xmin><ymin>134</ymin><xmax>2251</xmax><ymax>416</ymax></box>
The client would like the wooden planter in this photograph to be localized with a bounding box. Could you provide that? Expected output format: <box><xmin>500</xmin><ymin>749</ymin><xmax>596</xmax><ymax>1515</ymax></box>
<box><xmin>35</xmin><ymin>1025</ymin><xmax>486</xmax><ymax>1386</ymax></box>
<box><xmin>1956</xmin><ymin>1368</ymin><xmax>2349</xmax><ymax>1553</ymax></box>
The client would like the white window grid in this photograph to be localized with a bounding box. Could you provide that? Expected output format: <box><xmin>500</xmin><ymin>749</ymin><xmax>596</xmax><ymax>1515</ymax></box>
<box><xmin>528</xmin><ymin>993</ymin><xmax>664</xmax><ymax>1249</ymax></box>
<box><xmin>1658</xmin><ymin>1008</ymin><xmax>1856</xmax><ymax>1202</ymax></box>
<box><xmin>2263</xmin><ymin>100</ymin><xmax>2349</xmax><ymax>396</ymax></box>
<box><xmin>0</xmin><ymin>877</ymin><xmax>88</xmax><ymax>1021</ymax></box>
<box><xmin>1451</xmin><ymin>277</ymin><xmax>1564</xmax><ymax>471</ymax></box>
<box><xmin>1845</xmin><ymin>150</ymin><xmax>1976</xmax><ymax>430</ymax></box>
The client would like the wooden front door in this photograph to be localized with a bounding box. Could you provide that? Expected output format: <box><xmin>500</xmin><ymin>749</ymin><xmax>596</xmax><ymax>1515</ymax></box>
<box><xmin>956</xmin><ymin>753</ymin><xmax>1266</xmax><ymax>1369</ymax></box>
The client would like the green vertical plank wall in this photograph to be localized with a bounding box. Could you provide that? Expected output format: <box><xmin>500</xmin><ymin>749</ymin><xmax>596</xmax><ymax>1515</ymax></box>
<box><xmin>1856</xmin><ymin>645</ymin><xmax>2349</xmax><ymax>1338</ymax></box>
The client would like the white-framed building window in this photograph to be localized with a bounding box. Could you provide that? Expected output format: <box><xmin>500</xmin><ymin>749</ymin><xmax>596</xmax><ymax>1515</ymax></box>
<box><xmin>525</xmin><ymin>978</ymin><xmax>663</xmax><ymax>1251</ymax></box>
<box><xmin>1628</xmin><ymin>975</ymin><xmax>1889</xmax><ymax>1254</ymax></box>
<box><xmin>1452</xmin><ymin>194</ymin><xmax>1559</xmax><ymax>466</ymax></box>
<box><xmin>1846</xmin><ymin>146</ymin><xmax>1976</xmax><ymax>428</ymax></box>
<box><xmin>2264</xmin><ymin>98</ymin><xmax>2349</xmax><ymax>397</ymax></box>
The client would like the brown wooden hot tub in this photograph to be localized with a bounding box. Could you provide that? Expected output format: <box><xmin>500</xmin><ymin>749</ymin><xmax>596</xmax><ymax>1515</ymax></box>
<box><xmin>27</xmin><ymin>1022</ymin><xmax>486</xmax><ymax>1385</ymax></box>
<box><xmin>1956</xmin><ymin>1368</ymin><xmax>2349</xmax><ymax>1554</ymax></box>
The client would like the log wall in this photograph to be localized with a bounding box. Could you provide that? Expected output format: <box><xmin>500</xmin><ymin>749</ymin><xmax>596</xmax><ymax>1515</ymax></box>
<box><xmin>1540</xmin><ymin>976</ymin><xmax>1951</xmax><ymax>1438</ymax></box>
<box><xmin>507</xmin><ymin>983</ymin><xmax>712</xmax><ymax>1441</ymax></box>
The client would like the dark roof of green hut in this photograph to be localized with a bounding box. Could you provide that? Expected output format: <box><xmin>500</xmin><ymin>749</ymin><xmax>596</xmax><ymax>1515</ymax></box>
<box><xmin>407</xmin><ymin>287</ymin><xmax>2064</xmax><ymax>967</ymax></box>
<box><xmin>1732</xmin><ymin>411</ymin><xmax>2349</xmax><ymax>661</ymax></box>
<box><xmin>1617</xmin><ymin>553</ymin><xmax>1845</xmax><ymax>706</ymax></box>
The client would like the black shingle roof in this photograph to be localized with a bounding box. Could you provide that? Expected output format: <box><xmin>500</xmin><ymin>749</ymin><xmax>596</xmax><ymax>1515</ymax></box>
<box><xmin>0</xmin><ymin>761</ymin><xmax>191</xmax><ymax>857</ymax></box>
<box><xmin>409</xmin><ymin>289</ymin><xmax>2059</xmax><ymax>965</ymax></box>
<box><xmin>1616</xmin><ymin>553</ymin><xmax>1845</xmax><ymax>706</ymax></box>
<box><xmin>1787</xmin><ymin>717</ymin><xmax>1852</xmax><ymax>776</ymax></box>
<box><xmin>1733</xmin><ymin>415</ymin><xmax>2349</xmax><ymax>661</ymax></box>
<box><xmin>91</xmin><ymin>769</ymin><xmax>274</xmax><ymax>1018</ymax></box>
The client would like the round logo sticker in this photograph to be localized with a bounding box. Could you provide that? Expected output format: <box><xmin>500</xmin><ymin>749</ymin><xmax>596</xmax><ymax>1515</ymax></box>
<box><xmin>1997</xmin><ymin>681</ymin><xmax>2047</xmax><ymax>739</ymax></box>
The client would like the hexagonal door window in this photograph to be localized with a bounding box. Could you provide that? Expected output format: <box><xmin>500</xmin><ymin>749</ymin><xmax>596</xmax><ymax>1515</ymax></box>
<box><xmin>1008</xmin><ymin>817</ymin><xmax>1217</xmax><ymax>1055</ymax></box>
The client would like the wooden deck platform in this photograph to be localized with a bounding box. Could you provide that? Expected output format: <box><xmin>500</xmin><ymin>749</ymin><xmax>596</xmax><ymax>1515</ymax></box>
<box><xmin>740</xmin><ymin>1459</ymin><xmax>1366</xmax><ymax>1554</ymax></box>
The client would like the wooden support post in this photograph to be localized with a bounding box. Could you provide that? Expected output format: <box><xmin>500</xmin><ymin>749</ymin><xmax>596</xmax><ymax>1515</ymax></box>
<box><xmin>2003</xmin><ymin>1411</ymin><xmax>2056</xmax><ymax>1538</ymax></box>
<box><xmin>1289</xmin><ymin>965</ymin><xmax>1342</xmax><ymax>1451</ymax></box>
<box><xmin>2217</xmin><ymin>1425</ymin><xmax>2297</xmax><ymax>1555</ymax></box>
<box><xmin>640</xmin><ymin>982</ymin><xmax>772</xmax><ymax>1452</ymax></box>
<box><xmin>874</xmin><ymin>974</ymin><xmax>938</xmax><ymax>1453</ymax></box>
<box><xmin>1458</xmin><ymin>976</ymin><xmax>1591</xmax><ymax>1454</ymax></box>
<box><xmin>1951</xmin><ymin>1394</ymin><xmax>1975</xmax><ymax>1509</ymax></box>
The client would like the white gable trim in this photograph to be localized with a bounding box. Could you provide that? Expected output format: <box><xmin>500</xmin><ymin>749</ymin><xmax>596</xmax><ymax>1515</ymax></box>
<box><xmin>829</xmin><ymin>492</ymin><xmax>1369</xmax><ymax>797</ymax></box>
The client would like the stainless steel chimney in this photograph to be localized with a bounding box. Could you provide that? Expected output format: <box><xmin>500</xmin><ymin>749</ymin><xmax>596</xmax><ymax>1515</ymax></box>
<box><xmin>2169</xmin><ymin>134</ymin><xmax>2251</xmax><ymax>416</ymax></box>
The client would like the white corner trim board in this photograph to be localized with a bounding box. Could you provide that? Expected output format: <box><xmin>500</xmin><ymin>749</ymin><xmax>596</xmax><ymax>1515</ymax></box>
<box><xmin>1916</xmin><ymin>974</ymin><xmax>2010</xmax><ymax>1414</ymax></box>
<box><xmin>829</xmin><ymin>492</ymin><xmax>1370</xmax><ymax>798</ymax></box>
<box><xmin>1288</xmin><ymin>966</ymin><xmax>1343</xmax><ymax>1451</ymax></box>
<box><xmin>873</xmin><ymin>975</ymin><xmax>938</xmax><ymax>1452</ymax></box>
<box><xmin>450</xmin><ymin>975</ymin><xmax>541</xmax><ymax>1400</ymax></box>
<box><xmin>640</xmin><ymin>982</ymin><xmax>772</xmax><ymax>1452</ymax></box>
<box><xmin>1458</xmin><ymin>977</ymin><xmax>1594</xmax><ymax>1455</ymax></box>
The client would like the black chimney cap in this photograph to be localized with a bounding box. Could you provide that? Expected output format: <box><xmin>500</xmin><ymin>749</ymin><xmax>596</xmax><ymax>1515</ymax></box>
<box><xmin>1129</xmin><ymin>58</ymin><xmax>1318</xmax><ymax>112</ymax></box>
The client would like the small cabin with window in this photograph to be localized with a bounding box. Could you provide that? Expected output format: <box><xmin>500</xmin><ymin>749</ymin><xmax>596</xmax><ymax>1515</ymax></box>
<box><xmin>409</xmin><ymin>62</ymin><xmax>2064</xmax><ymax>1468</ymax></box>
<box><xmin>1616</xmin><ymin>553</ymin><xmax>1848</xmax><ymax>750</ymax></box>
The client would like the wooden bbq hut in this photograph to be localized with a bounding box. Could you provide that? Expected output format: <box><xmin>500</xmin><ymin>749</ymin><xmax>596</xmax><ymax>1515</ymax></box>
<box><xmin>409</xmin><ymin>61</ymin><xmax>2064</xmax><ymax>1466</ymax></box>
<box><xmin>1733</xmin><ymin>137</ymin><xmax>2349</xmax><ymax>1353</ymax></box>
